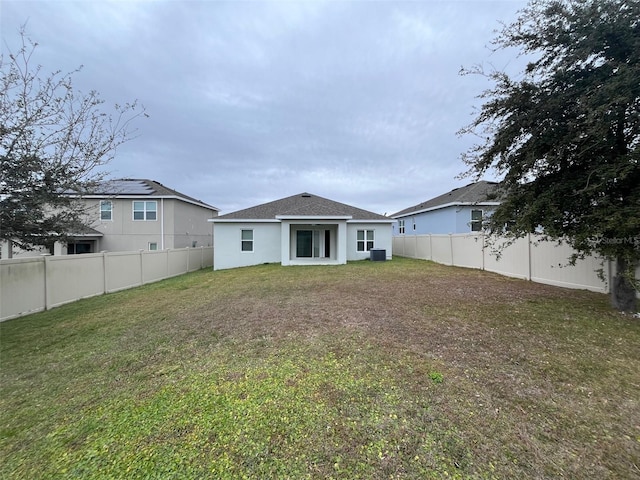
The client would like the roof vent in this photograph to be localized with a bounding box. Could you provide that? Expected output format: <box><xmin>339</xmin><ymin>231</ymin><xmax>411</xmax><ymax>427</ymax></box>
<box><xmin>301</xmin><ymin>193</ymin><xmax>311</xmax><ymax>198</ymax></box>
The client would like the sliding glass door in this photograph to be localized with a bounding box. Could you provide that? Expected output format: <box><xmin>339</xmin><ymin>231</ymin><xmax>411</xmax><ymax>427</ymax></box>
<box><xmin>296</xmin><ymin>230</ymin><xmax>313</xmax><ymax>257</ymax></box>
<box><xmin>296</xmin><ymin>229</ymin><xmax>331</xmax><ymax>258</ymax></box>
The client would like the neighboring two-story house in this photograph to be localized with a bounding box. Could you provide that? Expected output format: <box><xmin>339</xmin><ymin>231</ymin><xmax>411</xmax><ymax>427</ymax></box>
<box><xmin>391</xmin><ymin>181</ymin><xmax>500</xmax><ymax>235</ymax></box>
<box><xmin>67</xmin><ymin>179</ymin><xmax>219</xmax><ymax>254</ymax></box>
<box><xmin>1</xmin><ymin>179</ymin><xmax>219</xmax><ymax>257</ymax></box>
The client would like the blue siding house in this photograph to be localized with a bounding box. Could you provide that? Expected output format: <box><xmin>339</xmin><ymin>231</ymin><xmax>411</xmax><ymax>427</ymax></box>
<box><xmin>390</xmin><ymin>181</ymin><xmax>501</xmax><ymax>235</ymax></box>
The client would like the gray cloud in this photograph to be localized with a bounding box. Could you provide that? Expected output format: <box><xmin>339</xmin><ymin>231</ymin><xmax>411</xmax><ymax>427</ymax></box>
<box><xmin>2</xmin><ymin>0</ymin><xmax>528</xmax><ymax>215</ymax></box>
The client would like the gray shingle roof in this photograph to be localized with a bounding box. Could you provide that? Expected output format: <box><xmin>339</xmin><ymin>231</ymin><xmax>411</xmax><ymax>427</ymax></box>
<box><xmin>217</xmin><ymin>193</ymin><xmax>391</xmax><ymax>221</ymax></box>
<box><xmin>391</xmin><ymin>181</ymin><xmax>501</xmax><ymax>218</ymax></box>
<box><xmin>89</xmin><ymin>179</ymin><xmax>218</xmax><ymax>211</ymax></box>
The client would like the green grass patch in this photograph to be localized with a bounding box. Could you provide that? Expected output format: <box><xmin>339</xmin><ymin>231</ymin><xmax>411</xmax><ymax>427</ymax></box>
<box><xmin>30</xmin><ymin>340</ymin><xmax>463</xmax><ymax>479</ymax></box>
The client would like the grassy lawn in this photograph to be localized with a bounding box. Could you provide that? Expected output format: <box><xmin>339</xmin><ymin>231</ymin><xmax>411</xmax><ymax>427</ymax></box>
<box><xmin>1</xmin><ymin>257</ymin><xmax>639</xmax><ymax>479</ymax></box>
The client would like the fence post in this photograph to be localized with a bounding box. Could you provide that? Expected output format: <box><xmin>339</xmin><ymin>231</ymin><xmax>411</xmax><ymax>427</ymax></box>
<box><xmin>449</xmin><ymin>234</ymin><xmax>454</xmax><ymax>266</ymax></box>
<box><xmin>139</xmin><ymin>250</ymin><xmax>144</xmax><ymax>286</ymax></box>
<box><xmin>186</xmin><ymin>247</ymin><xmax>190</xmax><ymax>273</ymax></box>
<box><xmin>429</xmin><ymin>235</ymin><xmax>433</xmax><ymax>261</ymax></box>
<box><xmin>43</xmin><ymin>254</ymin><xmax>51</xmax><ymax>311</ymax></box>
<box><xmin>481</xmin><ymin>232</ymin><xmax>485</xmax><ymax>271</ymax></box>
<box><xmin>527</xmin><ymin>233</ymin><xmax>532</xmax><ymax>281</ymax></box>
<box><xmin>102</xmin><ymin>251</ymin><xmax>108</xmax><ymax>294</ymax></box>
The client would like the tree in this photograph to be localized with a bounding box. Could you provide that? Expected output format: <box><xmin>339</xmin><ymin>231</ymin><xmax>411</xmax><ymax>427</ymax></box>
<box><xmin>459</xmin><ymin>0</ymin><xmax>640</xmax><ymax>312</ymax></box>
<box><xmin>0</xmin><ymin>31</ymin><xmax>145</xmax><ymax>254</ymax></box>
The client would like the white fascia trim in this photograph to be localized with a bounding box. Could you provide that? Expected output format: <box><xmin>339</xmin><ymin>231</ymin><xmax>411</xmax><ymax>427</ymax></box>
<box><xmin>208</xmin><ymin>218</ymin><xmax>280</xmax><ymax>223</ymax></box>
<box><xmin>392</xmin><ymin>202</ymin><xmax>501</xmax><ymax>219</ymax></box>
<box><xmin>346</xmin><ymin>219</ymin><xmax>396</xmax><ymax>224</ymax></box>
<box><xmin>80</xmin><ymin>194</ymin><xmax>219</xmax><ymax>212</ymax></box>
<box><xmin>275</xmin><ymin>215</ymin><xmax>352</xmax><ymax>220</ymax></box>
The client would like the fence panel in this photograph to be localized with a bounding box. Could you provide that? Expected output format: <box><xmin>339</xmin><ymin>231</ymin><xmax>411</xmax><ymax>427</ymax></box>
<box><xmin>430</xmin><ymin>235</ymin><xmax>453</xmax><ymax>265</ymax></box>
<box><xmin>0</xmin><ymin>258</ymin><xmax>46</xmax><ymax>320</ymax></box>
<box><xmin>451</xmin><ymin>234</ymin><xmax>483</xmax><ymax>269</ymax></box>
<box><xmin>1</xmin><ymin>247</ymin><xmax>215</xmax><ymax>322</ymax></box>
<box><xmin>529</xmin><ymin>237</ymin><xmax>608</xmax><ymax>292</ymax></box>
<box><xmin>402</xmin><ymin>235</ymin><xmax>417</xmax><ymax>259</ymax></box>
<box><xmin>483</xmin><ymin>236</ymin><xmax>531</xmax><ymax>280</ymax></box>
<box><xmin>168</xmin><ymin>249</ymin><xmax>189</xmax><ymax>277</ymax></box>
<box><xmin>392</xmin><ymin>236</ymin><xmax>402</xmax><ymax>257</ymax></box>
<box><xmin>188</xmin><ymin>247</ymin><xmax>203</xmax><ymax>271</ymax></box>
<box><xmin>392</xmin><ymin>234</ymin><xmax>631</xmax><ymax>295</ymax></box>
<box><xmin>142</xmin><ymin>250</ymin><xmax>169</xmax><ymax>284</ymax></box>
<box><xmin>105</xmin><ymin>251</ymin><xmax>143</xmax><ymax>293</ymax></box>
<box><xmin>415</xmin><ymin>234</ymin><xmax>432</xmax><ymax>260</ymax></box>
<box><xmin>45</xmin><ymin>254</ymin><xmax>105</xmax><ymax>309</ymax></box>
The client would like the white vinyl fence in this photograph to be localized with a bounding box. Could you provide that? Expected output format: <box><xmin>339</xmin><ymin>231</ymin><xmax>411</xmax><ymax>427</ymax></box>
<box><xmin>393</xmin><ymin>233</ymin><xmax>640</xmax><ymax>295</ymax></box>
<box><xmin>0</xmin><ymin>247</ymin><xmax>213</xmax><ymax>322</ymax></box>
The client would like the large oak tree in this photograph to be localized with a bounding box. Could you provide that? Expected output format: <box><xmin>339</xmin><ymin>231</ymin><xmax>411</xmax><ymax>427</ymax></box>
<box><xmin>0</xmin><ymin>32</ymin><xmax>145</xmax><ymax>254</ymax></box>
<box><xmin>460</xmin><ymin>0</ymin><xmax>639</xmax><ymax>311</ymax></box>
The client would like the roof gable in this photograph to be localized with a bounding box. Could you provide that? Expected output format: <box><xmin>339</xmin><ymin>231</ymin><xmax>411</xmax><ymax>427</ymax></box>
<box><xmin>217</xmin><ymin>193</ymin><xmax>390</xmax><ymax>221</ymax></box>
<box><xmin>391</xmin><ymin>181</ymin><xmax>501</xmax><ymax>218</ymax></box>
<box><xmin>83</xmin><ymin>179</ymin><xmax>218</xmax><ymax>211</ymax></box>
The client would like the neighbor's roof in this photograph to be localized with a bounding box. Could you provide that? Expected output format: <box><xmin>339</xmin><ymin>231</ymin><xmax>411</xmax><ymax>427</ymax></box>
<box><xmin>84</xmin><ymin>179</ymin><xmax>219</xmax><ymax>211</ymax></box>
<box><xmin>68</xmin><ymin>224</ymin><xmax>104</xmax><ymax>237</ymax></box>
<box><xmin>391</xmin><ymin>181</ymin><xmax>501</xmax><ymax>218</ymax></box>
<box><xmin>215</xmin><ymin>192</ymin><xmax>391</xmax><ymax>221</ymax></box>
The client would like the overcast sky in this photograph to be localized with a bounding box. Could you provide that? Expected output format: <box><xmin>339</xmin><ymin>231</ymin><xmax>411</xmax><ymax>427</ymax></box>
<box><xmin>2</xmin><ymin>0</ymin><xmax>528</xmax><ymax>215</ymax></box>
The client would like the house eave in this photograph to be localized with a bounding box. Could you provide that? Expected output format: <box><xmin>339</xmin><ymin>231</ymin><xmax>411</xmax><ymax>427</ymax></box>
<box><xmin>346</xmin><ymin>219</ymin><xmax>396</xmax><ymax>224</ymax></box>
<box><xmin>275</xmin><ymin>215</ymin><xmax>352</xmax><ymax>220</ymax></box>
<box><xmin>68</xmin><ymin>233</ymin><xmax>104</xmax><ymax>238</ymax></box>
<box><xmin>392</xmin><ymin>202</ymin><xmax>501</xmax><ymax>218</ymax></box>
<box><xmin>75</xmin><ymin>194</ymin><xmax>219</xmax><ymax>212</ymax></box>
<box><xmin>208</xmin><ymin>218</ymin><xmax>281</xmax><ymax>223</ymax></box>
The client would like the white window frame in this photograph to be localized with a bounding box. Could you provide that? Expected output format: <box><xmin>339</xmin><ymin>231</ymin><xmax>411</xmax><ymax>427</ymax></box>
<box><xmin>357</xmin><ymin>229</ymin><xmax>375</xmax><ymax>252</ymax></box>
<box><xmin>398</xmin><ymin>219</ymin><xmax>405</xmax><ymax>235</ymax></box>
<box><xmin>241</xmin><ymin>229</ymin><xmax>254</xmax><ymax>252</ymax></box>
<box><xmin>133</xmin><ymin>201</ymin><xmax>157</xmax><ymax>221</ymax></box>
<box><xmin>471</xmin><ymin>209</ymin><xmax>483</xmax><ymax>232</ymax></box>
<box><xmin>100</xmin><ymin>200</ymin><xmax>113</xmax><ymax>221</ymax></box>
<box><xmin>148</xmin><ymin>242</ymin><xmax>158</xmax><ymax>251</ymax></box>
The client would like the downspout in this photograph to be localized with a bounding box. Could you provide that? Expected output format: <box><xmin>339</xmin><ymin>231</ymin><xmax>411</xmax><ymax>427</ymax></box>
<box><xmin>161</xmin><ymin>198</ymin><xmax>165</xmax><ymax>250</ymax></box>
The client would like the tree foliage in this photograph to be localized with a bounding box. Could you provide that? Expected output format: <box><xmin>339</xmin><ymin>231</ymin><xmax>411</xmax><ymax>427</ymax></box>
<box><xmin>0</xmin><ymin>32</ymin><xmax>145</xmax><ymax>251</ymax></box>
<box><xmin>459</xmin><ymin>0</ymin><xmax>640</xmax><ymax>310</ymax></box>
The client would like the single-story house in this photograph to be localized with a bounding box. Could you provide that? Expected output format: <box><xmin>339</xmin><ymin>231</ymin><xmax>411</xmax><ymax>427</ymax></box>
<box><xmin>390</xmin><ymin>181</ymin><xmax>501</xmax><ymax>235</ymax></box>
<box><xmin>210</xmin><ymin>192</ymin><xmax>394</xmax><ymax>270</ymax></box>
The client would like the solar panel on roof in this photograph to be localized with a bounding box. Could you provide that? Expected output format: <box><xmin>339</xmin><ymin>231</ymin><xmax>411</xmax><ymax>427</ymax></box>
<box><xmin>100</xmin><ymin>180</ymin><xmax>154</xmax><ymax>195</ymax></box>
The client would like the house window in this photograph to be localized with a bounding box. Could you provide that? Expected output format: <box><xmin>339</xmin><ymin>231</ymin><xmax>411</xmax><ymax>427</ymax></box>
<box><xmin>149</xmin><ymin>242</ymin><xmax>158</xmax><ymax>251</ymax></box>
<box><xmin>68</xmin><ymin>241</ymin><xmax>93</xmax><ymax>254</ymax></box>
<box><xmin>398</xmin><ymin>220</ymin><xmax>405</xmax><ymax>235</ymax></box>
<box><xmin>100</xmin><ymin>200</ymin><xmax>112</xmax><ymax>221</ymax></box>
<box><xmin>471</xmin><ymin>209</ymin><xmax>483</xmax><ymax>232</ymax></box>
<box><xmin>412</xmin><ymin>219</ymin><xmax>416</xmax><ymax>231</ymax></box>
<box><xmin>357</xmin><ymin>230</ymin><xmax>374</xmax><ymax>252</ymax></box>
<box><xmin>241</xmin><ymin>229</ymin><xmax>253</xmax><ymax>252</ymax></box>
<box><xmin>133</xmin><ymin>201</ymin><xmax>157</xmax><ymax>221</ymax></box>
